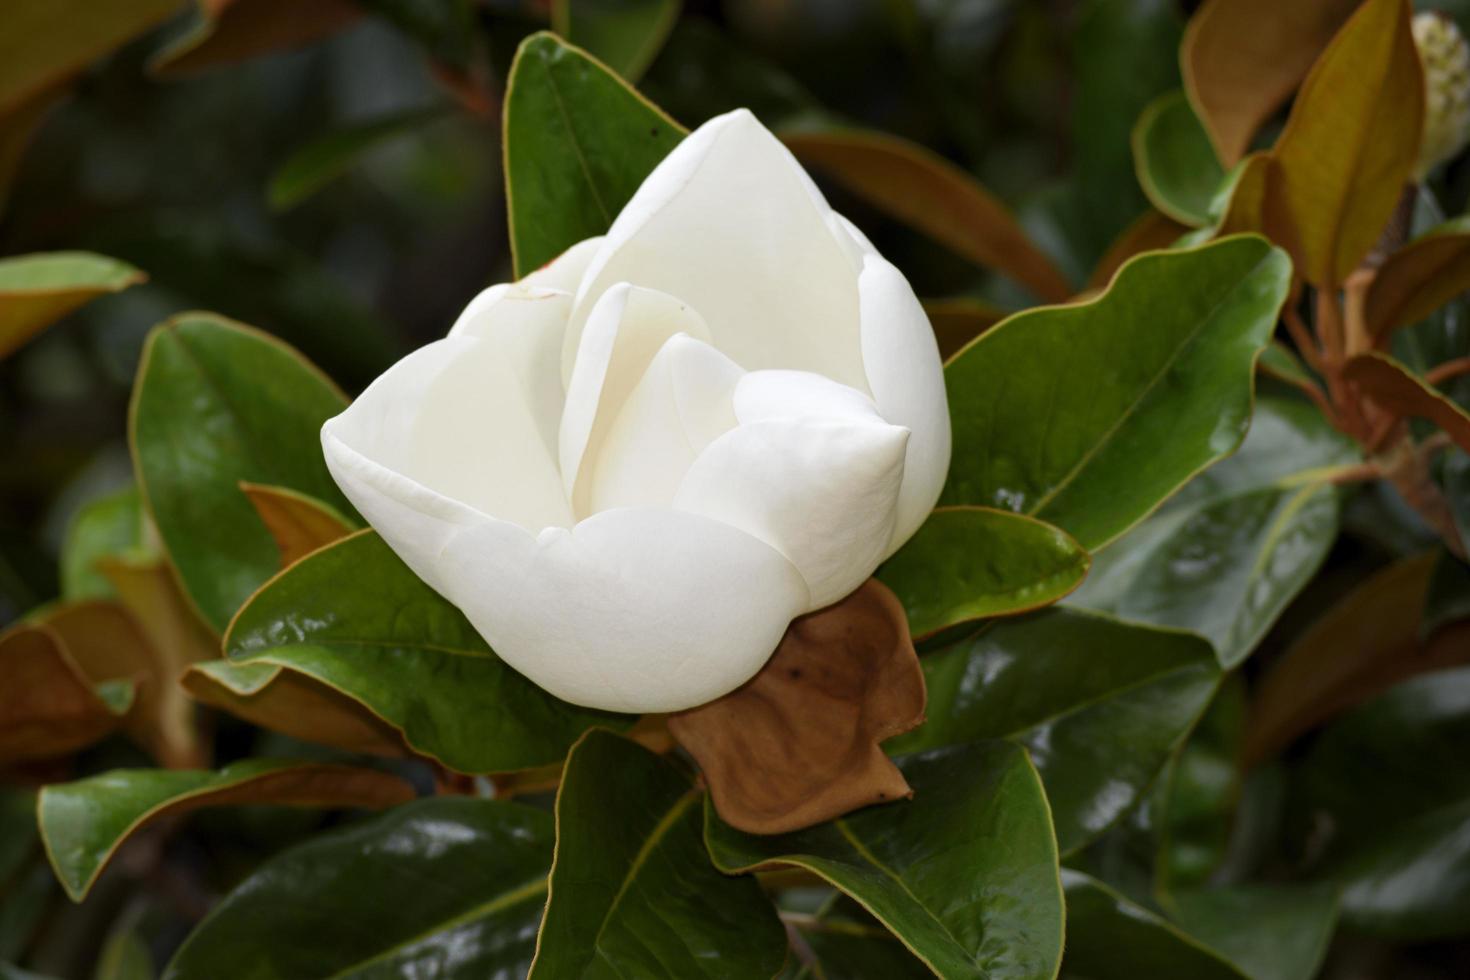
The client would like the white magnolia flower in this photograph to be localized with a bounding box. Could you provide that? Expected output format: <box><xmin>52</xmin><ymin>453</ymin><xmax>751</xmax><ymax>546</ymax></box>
<box><xmin>321</xmin><ymin>109</ymin><xmax>950</xmax><ymax>713</ymax></box>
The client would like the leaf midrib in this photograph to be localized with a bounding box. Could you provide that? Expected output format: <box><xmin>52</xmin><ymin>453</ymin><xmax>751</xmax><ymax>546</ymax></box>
<box><xmin>1025</xmin><ymin>250</ymin><xmax>1278</xmax><ymax>528</ymax></box>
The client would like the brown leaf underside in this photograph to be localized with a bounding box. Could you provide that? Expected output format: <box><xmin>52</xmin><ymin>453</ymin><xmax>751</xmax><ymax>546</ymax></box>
<box><xmin>669</xmin><ymin>578</ymin><xmax>926</xmax><ymax>835</ymax></box>
<box><xmin>0</xmin><ymin>625</ymin><xmax>125</xmax><ymax>762</ymax></box>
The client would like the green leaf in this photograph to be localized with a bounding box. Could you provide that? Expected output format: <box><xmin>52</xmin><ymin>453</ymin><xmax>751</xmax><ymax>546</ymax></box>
<box><xmin>0</xmin><ymin>0</ymin><xmax>182</xmax><ymax>114</ymax></box>
<box><xmin>60</xmin><ymin>485</ymin><xmax>142</xmax><ymax>602</ymax></box>
<box><xmin>0</xmin><ymin>791</ymin><xmax>37</xmax><ymax>888</ymax></box>
<box><xmin>130</xmin><ymin>313</ymin><xmax>354</xmax><ymax>632</ymax></box>
<box><xmin>225</xmin><ymin>530</ymin><xmax>631</xmax><ymax>773</ymax></box>
<box><xmin>38</xmin><ymin>759</ymin><xmax>414</xmax><ymax>902</ymax></box>
<box><xmin>1167</xmin><ymin>884</ymin><xmax>1339</xmax><ymax>980</ymax></box>
<box><xmin>1154</xmin><ymin>679</ymin><xmax>1245</xmax><ymax>891</ymax></box>
<box><xmin>707</xmin><ymin>740</ymin><xmax>1065</xmax><ymax>980</ymax></box>
<box><xmin>1293</xmin><ymin>665</ymin><xmax>1470</xmax><ymax>938</ymax></box>
<box><xmin>1060</xmin><ymin>870</ymin><xmax>1248</xmax><ymax>980</ymax></box>
<box><xmin>268</xmin><ymin>106</ymin><xmax>450</xmax><ymax>211</ymax></box>
<box><xmin>1068</xmin><ymin>397</ymin><xmax>1353</xmax><ymax>667</ymax></box>
<box><xmin>890</xmin><ymin>609</ymin><xmax>1219</xmax><ymax>853</ymax></box>
<box><xmin>504</xmin><ymin>31</ymin><xmax>685</xmax><ymax>277</ymax></box>
<box><xmin>942</xmin><ymin>235</ymin><xmax>1292</xmax><ymax>550</ymax></box>
<box><xmin>781</xmin><ymin>900</ymin><xmax>929</xmax><ymax>979</ymax></box>
<box><xmin>166</xmin><ymin>798</ymin><xmax>552</xmax><ymax>979</ymax></box>
<box><xmin>1133</xmin><ymin>91</ymin><xmax>1226</xmax><ymax>227</ymax></box>
<box><xmin>0</xmin><ymin>252</ymin><xmax>145</xmax><ymax>359</ymax></box>
<box><xmin>878</xmin><ymin>507</ymin><xmax>1089</xmax><ymax>638</ymax></box>
<box><xmin>529</xmin><ymin>731</ymin><xmax>786</xmax><ymax>978</ymax></box>
<box><xmin>551</xmin><ymin>0</ymin><xmax>681</xmax><ymax>82</ymax></box>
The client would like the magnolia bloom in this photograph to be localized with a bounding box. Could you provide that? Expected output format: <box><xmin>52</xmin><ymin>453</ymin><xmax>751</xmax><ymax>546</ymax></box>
<box><xmin>321</xmin><ymin>109</ymin><xmax>950</xmax><ymax>713</ymax></box>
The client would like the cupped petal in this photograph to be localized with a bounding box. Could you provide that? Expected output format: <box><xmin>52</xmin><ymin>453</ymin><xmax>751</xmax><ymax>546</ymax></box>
<box><xmin>849</xmin><ymin>240</ymin><xmax>952</xmax><ymax>554</ymax></box>
<box><xmin>323</xmin><ymin>327</ymin><xmax>572</xmax><ymax>535</ymax></box>
<box><xmin>585</xmin><ymin>333</ymin><xmax>743</xmax><ymax>513</ymax></box>
<box><xmin>441</xmin><ymin>509</ymin><xmax>810</xmax><ymax>713</ymax></box>
<box><xmin>558</xmin><ymin>283</ymin><xmax>713</xmax><ymax>514</ymax></box>
<box><xmin>565</xmin><ymin>109</ymin><xmax>868</xmax><ymax>392</ymax></box>
<box><xmin>673</xmin><ymin>370</ymin><xmax>910</xmax><ymax>610</ymax></box>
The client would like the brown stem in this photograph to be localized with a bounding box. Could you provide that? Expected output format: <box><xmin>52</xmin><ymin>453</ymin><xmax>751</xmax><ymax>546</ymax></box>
<box><xmin>1283</xmin><ymin>305</ymin><xmax>1326</xmax><ymax>373</ymax></box>
<box><xmin>1426</xmin><ymin>356</ymin><xmax>1470</xmax><ymax>388</ymax></box>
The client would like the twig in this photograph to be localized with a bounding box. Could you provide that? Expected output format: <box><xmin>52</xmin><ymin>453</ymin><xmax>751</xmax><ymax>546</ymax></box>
<box><xmin>1426</xmin><ymin>356</ymin><xmax>1470</xmax><ymax>388</ymax></box>
<box><xmin>1283</xmin><ymin>306</ymin><xmax>1325</xmax><ymax>373</ymax></box>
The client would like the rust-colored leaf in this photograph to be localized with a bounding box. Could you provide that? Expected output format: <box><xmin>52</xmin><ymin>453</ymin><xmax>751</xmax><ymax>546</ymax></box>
<box><xmin>1268</xmin><ymin>0</ymin><xmax>1424</xmax><ymax>287</ymax></box>
<box><xmin>1181</xmin><ymin>0</ymin><xmax>1360</xmax><ymax>166</ymax></box>
<box><xmin>149</xmin><ymin>0</ymin><xmax>361</xmax><ymax>78</ymax></box>
<box><xmin>38</xmin><ymin>600</ymin><xmax>203</xmax><ymax>769</ymax></box>
<box><xmin>96</xmin><ymin>553</ymin><xmax>217</xmax><ymax>763</ymax></box>
<box><xmin>0</xmin><ymin>624</ymin><xmax>131</xmax><ymax>762</ymax></box>
<box><xmin>240</xmin><ymin>481</ymin><xmax>353</xmax><ymax>567</ymax></box>
<box><xmin>1244</xmin><ymin>554</ymin><xmax>1470</xmax><ymax>765</ymax></box>
<box><xmin>1344</xmin><ymin>351</ymin><xmax>1470</xmax><ymax>451</ymax></box>
<box><xmin>924</xmin><ymin>297</ymin><xmax>1009</xmax><ymax>361</ymax></box>
<box><xmin>0</xmin><ymin>252</ymin><xmax>146</xmax><ymax>359</ymax></box>
<box><xmin>181</xmin><ymin>660</ymin><xmax>411</xmax><ymax>759</ymax></box>
<box><xmin>1087</xmin><ymin>210</ymin><xmax>1189</xmax><ymax>290</ymax></box>
<box><xmin>1365</xmin><ymin>217</ymin><xmax>1470</xmax><ymax>338</ymax></box>
<box><xmin>668</xmin><ymin>578</ymin><xmax>926</xmax><ymax>835</ymax></box>
<box><xmin>781</xmin><ymin>127</ymin><xmax>1073</xmax><ymax>303</ymax></box>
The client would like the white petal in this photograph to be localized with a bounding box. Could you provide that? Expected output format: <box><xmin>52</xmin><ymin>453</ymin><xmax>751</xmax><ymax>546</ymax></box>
<box><xmin>674</xmin><ymin>370</ymin><xmax>909</xmax><ymax>610</ymax></box>
<box><xmin>323</xmin><ymin>330</ymin><xmax>572</xmax><ymax>534</ymax></box>
<box><xmin>558</xmin><ymin>283</ymin><xmax>712</xmax><ymax>514</ymax></box>
<box><xmin>440</xmin><ymin>509</ymin><xmax>809</xmax><ymax>713</ymax></box>
<box><xmin>324</xmin><ymin>438</ymin><xmax>808</xmax><ymax>712</ymax></box>
<box><xmin>519</xmin><ymin>235</ymin><xmax>605</xmax><ymax>292</ymax></box>
<box><xmin>832</xmin><ymin>215</ymin><xmax>952</xmax><ymax>554</ymax></box>
<box><xmin>586</xmin><ymin>334</ymin><xmax>743</xmax><ymax>513</ymax></box>
<box><xmin>565</xmin><ymin>109</ymin><xmax>868</xmax><ymax>392</ymax></box>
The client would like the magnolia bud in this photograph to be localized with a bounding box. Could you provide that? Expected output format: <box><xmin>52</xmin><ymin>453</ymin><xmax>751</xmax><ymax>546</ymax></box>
<box><xmin>1413</xmin><ymin>11</ymin><xmax>1470</xmax><ymax>177</ymax></box>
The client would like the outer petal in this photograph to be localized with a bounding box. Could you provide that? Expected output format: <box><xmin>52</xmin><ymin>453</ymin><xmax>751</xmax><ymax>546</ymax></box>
<box><xmin>585</xmin><ymin>333</ymin><xmax>743</xmax><ymax>513</ymax></box>
<box><xmin>519</xmin><ymin>235</ymin><xmax>605</xmax><ymax>293</ymax></box>
<box><xmin>836</xmin><ymin>215</ymin><xmax>952</xmax><ymax>554</ymax></box>
<box><xmin>440</xmin><ymin>509</ymin><xmax>810</xmax><ymax>713</ymax></box>
<box><xmin>323</xmin><ymin>316</ymin><xmax>572</xmax><ymax>535</ymax></box>
<box><xmin>674</xmin><ymin>370</ymin><xmax>909</xmax><ymax>610</ymax></box>
<box><xmin>558</xmin><ymin>283</ymin><xmax>712</xmax><ymax>515</ymax></box>
<box><xmin>565</xmin><ymin>109</ymin><xmax>868</xmax><ymax>393</ymax></box>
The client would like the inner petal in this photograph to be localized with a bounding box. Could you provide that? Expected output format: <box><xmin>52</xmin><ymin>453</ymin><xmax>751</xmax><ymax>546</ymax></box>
<box><xmin>558</xmin><ymin>283</ymin><xmax>713</xmax><ymax>515</ymax></box>
<box><xmin>585</xmin><ymin>333</ymin><xmax>743</xmax><ymax>515</ymax></box>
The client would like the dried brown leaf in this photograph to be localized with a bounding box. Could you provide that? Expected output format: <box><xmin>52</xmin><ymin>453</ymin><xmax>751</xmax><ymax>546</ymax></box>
<box><xmin>240</xmin><ymin>481</ymin><xmax>353</xmax><ymax>567</ymax></box>
<box><xmin>669</xmin><ymin>579</ymin><xmax>925</xmax><ymax>835</ymax></box>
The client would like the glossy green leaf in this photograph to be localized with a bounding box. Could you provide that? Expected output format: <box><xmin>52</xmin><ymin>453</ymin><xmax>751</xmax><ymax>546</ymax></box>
<box><xmin>0</xmin><ymin>252</ymin><xmax>145</xmax><ymax>359</ymax></box>
<box><xmin>166</xmin><ymin>798</ymin><xmax>552</xmax><ymax>979</ymax></box>
<box><xmin>1257</xmin><ymin>341</ymin><xmax>1316</xmax><ymax>390</ymax></box>
<box><xmin>0</xmin><ymin>791</ymin><xmax>37</xmax><ymax>888</ymax></box>
<box><xmin>268</xmin><ymin>106</ymin><xmax>449</xmax><ymax>211</ymax></box>
<box><xmin>551</xmin><ymin>0</ymin><xmax>681</xmax><ymax>82</ymax></box>
<box><xmin>707</xmin><ymin>740</ymin><xmax>1065</xmax><ymax>980</ymax></box>
<box><xmin>60</xmin><ymin>485</ymin><xmax>142</xmax><ymax>602</ymax></box>
<box><xmin>1167</xmin><ymin>884</ymin><xmax>1339</xmax><ymax>980</ymax></box>
<box><xmin>225</xmin><ymin>530</ymin><xmax>631</xmax><ymax>774</ymax></box>
<box><xmin>1133</xmin><ymin>91</ymin><xmax>1226</xmax><ymax>227</ymax></box>
<box><xmin>1069</xmin><ymin>398</ymin><xmax>1356</xmax><ymax>667</ymax></box>
<box><xmin>529</xmin><ymin>731</ymin><xmax>785</xmax><ymax>978</ymax></box>
<box><xmin>1060</xmin><ymin>871</ymin><xmax>1247</xmax><ymax>980</ymax></box>
<box><xmin>943</xmin><ymin>236</ymin><xmax>1292</xmax><ymax>550</ymax></box>
<box><xmin>504</xmin><ymin>31</ymin><xmax>684</xmax><ymax>276</ymax></box>
<box><xmin>878</xmin><ymin>507</ymin><xmax>1089</xmax><ymax>638</ymax></box>
<box><xmin>1293</xmin><ymin>666</ymin><xmax>1470</xmax><ymax>938</ymax></box>
<box><xmin>130</xmin><ymin>313</ymin><xmax>354</xmax><ymax>631</ymax></box>
<box><xmin>0</xmin><ymin>0</ymin><xmax>181</xmax><ymax>113</ymax></box>
<box><xmin>890</xmin><ymin>609</ymin><xmax>1219</xmax><ymax>853</ymax></box>
<box><xmin>39</xmin><ymin>759</ymin><xmax>414</xmax><ymax>902</ymax></box>
<box><xmin>1154</xmin><ymin>679</ymin><xmax>1244</xmax><ymax>891</ymax></box>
